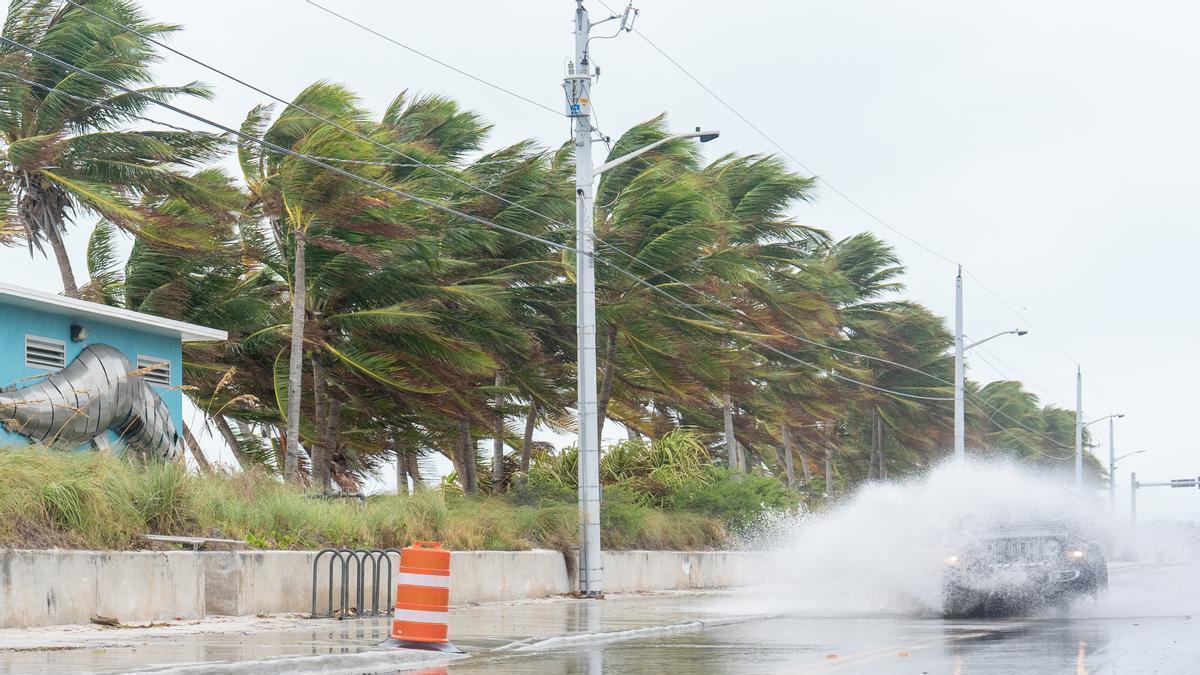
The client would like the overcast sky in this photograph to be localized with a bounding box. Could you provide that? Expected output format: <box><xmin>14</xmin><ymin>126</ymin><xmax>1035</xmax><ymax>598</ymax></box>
<box><xmin>4</xmin><ymin>1</ymin><xmax>1196</xmax><ymax>520</ymax></box>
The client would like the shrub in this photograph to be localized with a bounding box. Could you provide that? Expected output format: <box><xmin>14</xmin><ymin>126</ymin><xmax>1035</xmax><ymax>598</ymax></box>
<box><xmin>669</xmin><ymin>468</ymin><xmax>799</xmax><ymax>532</ymax></box>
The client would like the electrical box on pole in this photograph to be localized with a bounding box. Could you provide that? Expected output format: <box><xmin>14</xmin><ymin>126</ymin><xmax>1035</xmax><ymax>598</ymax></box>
<box><xmin>562</xmin><ymin>64</ymin><xmax>590</xmax><ymax>119</ymax></box>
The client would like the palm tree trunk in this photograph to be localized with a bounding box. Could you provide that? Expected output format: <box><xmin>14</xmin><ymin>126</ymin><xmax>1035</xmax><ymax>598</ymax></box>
<box><xmin>406</xmin><ymin>452</ymin><xmax>424</xmax><ymax>490</ymax></box>
<box><xmin>867</xmin><ymin>411</ymin><xmax>878</xmax><ymax>480</ymax></box>
<box><xmin>781</xmin><ymin>424</ymin><xmax>795</xmax><ymax>489</ymax></box>
<box><xmin>284</xmin><ymin>231</ymin><xmax>306</xmax><ymax>481</ymax></box>
<box><xmin>875</xmin><ymin>410</ymin><xmax>886</xmax><ymax>480</ymax></box>
<box><xmin>492</xmin><ymin>373</ymin><xmax>505</xmax><ymax>488</ymax></box>
<box><xmin>212</xmin><ymin>415</ymin><xmax>253</xmax><ymax>470</ymax></box>
<box><xmin>311</xmin><ymin>357</ymin><xmax>328</xmax><ymax>490</ymax></box>
<box><xmin>458</xmin><ymin>420</ymin><xmax>477</xmax><ymax>494</ymax></box>
<box><xmin>798</xmin><ymin>441</ymin><xmax>812</xmax><ymax>484</ymax></box>
<box><xmin>182</xmin><ymin>424</ymin><xmax>213</xmax><ymax>474</ymax></box>
<box><xmin>322</xmin><ymin>398</ymin><xmax>341</xmax><ymax>492</ymax></box>
<box><xmin>43</xmin><ymin>224</ymin><xmax>79</xmax><ymax>298</ymax></box>
<box><xmin>596</xmin><ymin>324</ymin><xmax>618</xmax><ymax>444</ymax></box>
<box><xmin>723</xmin><ymin>393</ymin><xmax>738</xmax><ymax>472</ymax></box>
<box><xmin>395</xmin><ymin>439</ymin><xmax>409</xmax><ymax>496</ymax></box>
<box><xmin>520</xmin><ymin>400</ymin><xmax>537</xmax><ymax>473</ymax></box>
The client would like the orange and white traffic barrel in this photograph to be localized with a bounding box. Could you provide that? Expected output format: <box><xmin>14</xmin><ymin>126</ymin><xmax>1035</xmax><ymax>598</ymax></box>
<box><xmin>379</xmin><ymin>541</ymin><xmax>463</xmax><ymax>653</ymax></box>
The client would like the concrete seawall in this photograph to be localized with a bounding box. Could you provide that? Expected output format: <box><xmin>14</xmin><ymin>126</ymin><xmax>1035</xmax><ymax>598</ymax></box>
<box><xmin>0</xmin><ymin>549</ymin><xmax>762</xmax><ymax>628</ymax></box>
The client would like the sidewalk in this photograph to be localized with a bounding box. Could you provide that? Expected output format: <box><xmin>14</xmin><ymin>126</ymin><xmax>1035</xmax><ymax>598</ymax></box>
<box><xmin>0</xmin><ymin>591</ymin><xmax>752</xmax><ymax>674</ymax></box>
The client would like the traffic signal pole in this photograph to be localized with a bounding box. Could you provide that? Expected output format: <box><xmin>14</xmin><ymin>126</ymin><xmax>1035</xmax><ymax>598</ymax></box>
<box><xmin>1128</xmin><ymin>473</ymin><xmax>1200</xmax><ymax>524</ymax></box>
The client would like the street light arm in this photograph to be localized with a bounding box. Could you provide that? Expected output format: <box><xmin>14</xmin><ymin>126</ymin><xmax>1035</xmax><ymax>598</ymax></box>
<box><xmin>592</xmin><ymin>129</ymin><xmax>720</xmax><ymax>176</ymax></box>
<box><xmin>1085</xmin><ymin>413</ymin><xmax>1125</xmax><ymax>426</ymax></box>
<box><xmin>964</xmin><ymin>329</ymin><xmax>1027</xmax><ymax>351</ymax></box>
<box><xmin>1114</xmin><ymin>449</ymin><xmax>1145</xmax><ymax>462</ymax></box>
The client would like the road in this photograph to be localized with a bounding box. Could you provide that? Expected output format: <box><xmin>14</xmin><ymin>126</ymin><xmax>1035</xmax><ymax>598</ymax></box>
<box><xmin>0</xmin><ymin>563</ymin><xmax>1195</xmax><ymax>673</ymax></box>
<box><xmin>444</xmin><ymin>563</ymin><xmax>1199</xmax><ymax>674</ymax></box>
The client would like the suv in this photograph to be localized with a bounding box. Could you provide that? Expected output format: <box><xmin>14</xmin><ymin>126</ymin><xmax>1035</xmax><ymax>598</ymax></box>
<box><xmin>942</xmin><ymin>529</ymin><xmax>1108</xmax><ymax>617</ymax></box>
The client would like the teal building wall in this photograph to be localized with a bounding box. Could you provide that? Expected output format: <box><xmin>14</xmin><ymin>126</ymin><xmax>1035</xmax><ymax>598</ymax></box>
<box><xmin>0</xmin><ymin>300</ymin><xmax>182</xmax><ymax>450</ymax></box>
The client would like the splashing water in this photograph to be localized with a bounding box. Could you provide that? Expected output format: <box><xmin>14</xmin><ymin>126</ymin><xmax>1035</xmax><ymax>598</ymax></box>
<box><xmin>730</xmin><ymin>459</ymin><xmax>1121</xmax><ymax>617</ymax></box>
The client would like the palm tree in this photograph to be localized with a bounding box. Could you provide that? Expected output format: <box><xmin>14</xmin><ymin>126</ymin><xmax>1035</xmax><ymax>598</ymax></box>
<box><xmin>237</xmin><ymin>82</ymin><xmax>379</xmax><ymax>481</ymax></box>
<box><xmin>0</xmin><ymin>0</ymin><xmax>222</xmax><ymax>297</ymax></box>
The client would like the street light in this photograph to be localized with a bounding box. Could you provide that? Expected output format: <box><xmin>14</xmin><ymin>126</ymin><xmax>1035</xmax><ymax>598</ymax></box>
<box><xmin>965</xmin><ymin>329</ymin><xmax>1028</xmax><ymax>351</ymax></box>
<box><xmin>953</xmin><ymin>267</ymin><xmax>1028</xmax><ymax>462</ymax></box>
<box><xmin>565</xmin><ymin>0</ymin><xmax>719</xmax><ymax>598</ymax></box>
<box><xmin>592</xmin><ymin>128</ymin><xmax>720</xmax><ymax>176</ymax></box>
<box><xmin>1085</xmin><ymin>413</ymin><xmax>1126</xmax><ymax>511</ymax></box>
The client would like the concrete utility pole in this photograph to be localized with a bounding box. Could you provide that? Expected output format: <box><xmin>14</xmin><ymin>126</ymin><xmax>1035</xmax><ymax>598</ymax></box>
<box><xmin>723</xmin><ymin>393</ymin><xmax>738</xmax><ymax>471</ymax></box>
<box><xmin>566</xmin><ymin>0</ymin><xmax>602</xmax><ymax>598</ymax></box>
<box><xmin>1109</xmin><ymin>415</ymin><xmax>1116</xmax><ymax>509</ymax></box>
<box><xmin>563</xmin><ymin>0</ymin><xmax>716</xmax><ymax>595</ymax></box>
<box><xmin>563</xmin><ymin>1</ymin><xmax>712</xmax><ymax>597</ymax></box>
<box><xmin>1075</xmin><ymin>366</ymin><xmax>1083</xmax><ymax>490</ymax></box>
<box><xmin>1130</xmin><ymin>472</ymin><xmax>1137</xmax><ymax>524</ymax></box>
<box><xmin>824</xmin><ymin>422</ymin><xmax>833</xmax><ymax>501</ymax></box>
<box><xmin>953</xmin><ymin>267</ymin><xmax>965</xmax><ymax>462</ymax></box>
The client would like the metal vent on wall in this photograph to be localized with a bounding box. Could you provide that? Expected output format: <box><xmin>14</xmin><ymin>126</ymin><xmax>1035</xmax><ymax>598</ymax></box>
<box><xmin>136</xmin><ymin>355</ymin><xmax>171</xmax><ymax>386</ymax></box>
<box><xmin>25</xmin><ymin>335</ymin><xmax>66</xmax><ymax>370</ymax></box>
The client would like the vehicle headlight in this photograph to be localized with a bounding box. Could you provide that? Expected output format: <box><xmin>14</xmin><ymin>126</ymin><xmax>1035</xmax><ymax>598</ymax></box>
<box><xmin>1067</xmin><ymin>549</ymin><xmax>1086</xmax><ymax>559</ymax></box>
<box><xmin>946</xmin><ymin>554</ymin><xmax>961</xmax><ymax>565</ymax></box>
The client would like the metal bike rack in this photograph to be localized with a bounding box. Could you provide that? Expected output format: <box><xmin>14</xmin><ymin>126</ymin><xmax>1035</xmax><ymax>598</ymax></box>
<box><xmin>310</xmin><ymin>548</ymin><xmax>400</xmax><ymax>619</ymax></box>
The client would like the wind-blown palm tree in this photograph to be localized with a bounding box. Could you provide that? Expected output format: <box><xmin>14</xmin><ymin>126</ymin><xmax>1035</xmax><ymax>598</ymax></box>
<box><xmin>0</xmin><ymin>0</ymin><xmax>222</xmax><ymax>297</ymax></box>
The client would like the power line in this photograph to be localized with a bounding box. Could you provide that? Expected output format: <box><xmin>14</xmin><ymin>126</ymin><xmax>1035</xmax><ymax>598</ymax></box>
<box><xmin>42</xmin><ymin>1</ymin><xmax>950</xmax><ymax>403</ymax></box>
<box><xmin>964</xmin><ymin>268</ymin><xmax>1115</xmax><ymax>414</ymax></box>
<box><xmin>290</xmin><ymin>0</ymin><xmax>810</xmax><ymax>257</ymax></box>
<box><xmin>0</xmin><ymin>34</ymin><xmax>947</xmax><ymax>408</ymax></box>
<box><xmin>5</xmin><ymin>21</ymin><xmax>1071</xmax><ymax>447</ymax></box>
<box><xmin>605</xmin><ymin>0</ymin><xmax>1118</xmax><ymax>417</ymax></box>
<box><xmin>297</xmin><ymin>154</ymin><xmax>527</xmax><ymax>168</ymax></box>
<box><xmin>0</xmin><ymin>36</ymin><xmax>578</xmax><ymax>253</ymax></box>
<box><xmin>231</xmin><ymin>0</ymin><xmax>1107</xmax><ymax>447</ymax></box>
<box><xmin>303</xmin><ymin>0</ymin><xmax>564</xmax><ymax>118</ymax></box>
<box><xmin>972</xmin><ymin>344</ymin><xmax>1072</xmax><ymax>408</ymax></box>
<box><xmin>57</xmin><ymin>0</ymin><xmax>593</xmax><ymax>252</ymax></box>
<box><xmin>594</xmin><ymin>0</ymin><xmax>959</xmax><ymax>268</ymax></box>
<box><xmin>969</xmin><ymin>399</ymin><xmax>1072</xmax><ymax>462</ymax></box>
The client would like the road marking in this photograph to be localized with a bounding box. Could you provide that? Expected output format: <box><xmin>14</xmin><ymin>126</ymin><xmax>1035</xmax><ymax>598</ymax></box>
<box><xmin>788</xmin><ymin>625</ymin><xmax>1027</xmax><ymax>672</ymax></box>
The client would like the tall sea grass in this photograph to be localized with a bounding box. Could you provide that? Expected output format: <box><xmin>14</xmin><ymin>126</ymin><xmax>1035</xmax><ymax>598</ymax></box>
<box><xmin>0</xmin><ymin>448</ymin><xmax>727</xmax><ymax>551</ymax></box>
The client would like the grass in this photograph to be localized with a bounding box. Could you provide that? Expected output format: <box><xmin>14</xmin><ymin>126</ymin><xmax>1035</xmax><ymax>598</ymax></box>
<box><xmin>0</xmin><ymin>449</ymin><xmax>729</xmax><ymax>551</ymax></box>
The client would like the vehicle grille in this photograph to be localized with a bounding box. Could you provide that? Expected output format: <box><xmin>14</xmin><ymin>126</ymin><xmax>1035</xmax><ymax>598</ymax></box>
<box><xmin>983</xmin><ymin>537</ymin><xmax>1059</xmax><ymax>564</ymax></box>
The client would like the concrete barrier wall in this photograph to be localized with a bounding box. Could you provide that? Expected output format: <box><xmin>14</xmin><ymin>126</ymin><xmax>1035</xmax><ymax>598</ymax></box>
<box><xmin>601</xmin><ymin>551</ymin><xmax>758</xmax><ymax>593</ymax></box>
<box><xmin>0</xmin><ymin>551</ymin><xmax>204</xmax><ymax>628</ymax></box>
<box><xmin>0</xmin><ymin>549</ymin><xmax>761</xmax><ymax>628</ymax></box>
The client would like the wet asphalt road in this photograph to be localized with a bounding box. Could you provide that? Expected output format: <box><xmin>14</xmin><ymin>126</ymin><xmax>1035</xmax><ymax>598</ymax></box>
<box><xmin>0</xmin><ymin>562</ymin><xmax>1195</xmax><ymax>673</ymax></box>
<box><xmin>445</xmin><ymin>562</ymin><xmax>1200</xmax><ymax>674</ymax></box>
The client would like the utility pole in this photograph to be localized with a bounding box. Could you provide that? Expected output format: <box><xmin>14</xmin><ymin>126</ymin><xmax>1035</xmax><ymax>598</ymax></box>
<box><xmin>824</xmin><ymin>422</ymin><xmax>834</xmax><ymax>501</ymax></box>
<box><xmin>1075</xmin><ymin>366</ymin><xmax>1083</xmax><ymax>490</ymax></box>
<box><xmin>565</xmin><ymin>0</ymin><xmax>602</xmax><ymax>598</ymax></box>
<box><xmin>1130</xmin><ymin>472</ymin><xmax>1137</xmax><ymax>524</ymax></box>
<box><xmin>953</xmin><ymin>266</ymin><xmax>965</xmax><ymax>461</ymax></box>
<box><xmin>1108</xmin><ymin>415</ymin><xmax>1116</xmax><ymax>511</ymax></box>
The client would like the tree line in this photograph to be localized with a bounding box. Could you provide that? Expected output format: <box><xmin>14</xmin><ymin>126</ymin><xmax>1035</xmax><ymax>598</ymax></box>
<box><xmin>0</xmin><ymin>0</ymin><xmax>1097</xmax><ymax>496</ymax></box>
